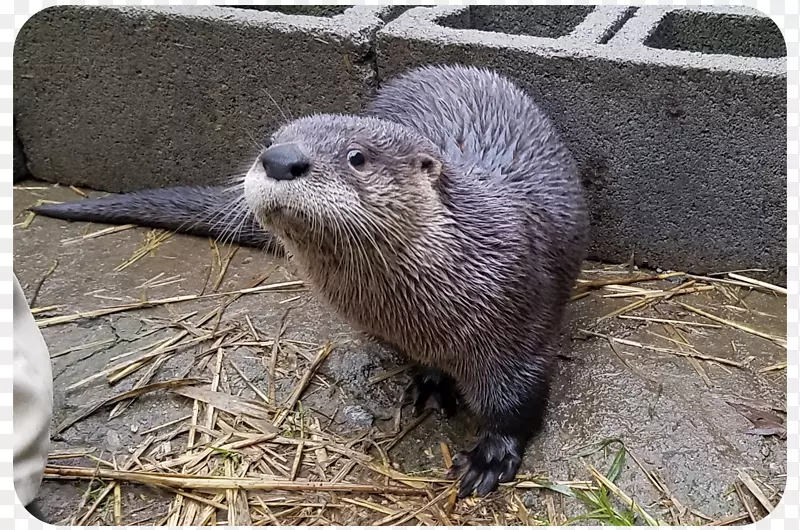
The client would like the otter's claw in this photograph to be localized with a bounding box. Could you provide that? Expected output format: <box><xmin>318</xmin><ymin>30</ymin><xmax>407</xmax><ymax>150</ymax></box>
<box><xmin>403</xmin><ymin>368</ymin><xmax>459</xmax><ymax>417</ymax></box>
<box><xmin>446</xmin><ymin>434</ymin><xmax>523</xmax><ymax>498</ymax></box>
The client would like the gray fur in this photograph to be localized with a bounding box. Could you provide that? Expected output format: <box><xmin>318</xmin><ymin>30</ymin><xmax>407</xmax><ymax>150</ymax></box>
<box><xmin>248</xmin><ymin>65</ymin><xmax>587</xmax><ymax>414</ymax></box>
<box><xmin>29</xmin><ymin>185</ymin><xmax>281</xmax><ymax>253</ymax></box>
<box><xmin>245</xmin><ymin>65</ymin><xmax>588</xmax><ymax>496</ymax></box>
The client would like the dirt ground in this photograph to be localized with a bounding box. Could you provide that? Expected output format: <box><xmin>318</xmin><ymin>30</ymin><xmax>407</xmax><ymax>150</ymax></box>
<box><xmin>13</xmin><ymin>183</ymin><xmax>787</xmax><ymax>526</ymax></box>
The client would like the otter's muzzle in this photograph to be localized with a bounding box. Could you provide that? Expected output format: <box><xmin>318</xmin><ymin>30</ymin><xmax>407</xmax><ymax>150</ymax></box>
<box><xmin>259</xmin><ymin>144</ymin><xmax>310</xmax><ymax>181</ymax></box>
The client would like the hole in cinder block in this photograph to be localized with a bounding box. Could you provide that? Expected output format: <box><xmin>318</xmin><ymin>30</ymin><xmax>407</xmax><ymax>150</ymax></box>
<box><xmin>438</xmin><ymin>6</ymin><xmax>595</xmax><ymax>39</ymax></box>
<box><xmin>644</xmin><ymin>11</ymin><xmax>786</xmax><ymax>58</ymax></box>
<box><xmin>224</xmin><ymin>6</ymin><xmax>349</xmax><ymax>17</ymax></box>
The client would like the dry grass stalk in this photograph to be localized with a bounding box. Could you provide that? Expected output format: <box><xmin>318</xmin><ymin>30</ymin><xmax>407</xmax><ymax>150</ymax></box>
<box><xmin>115</xmin><ymin>229</ymin><xmax>174</xmax><ymax>272</ymax></box>
<box><xmin>626</xmin><ymin>448</ymin><xmax>686</xmax><ymax>521</ymax></box>
<box><xmin>724</xmin><ymin>304</ymin><xmax>783</xmax><ymax>320</ymax></box>
<box><xmin>290</xmin><ymin>442</ymin><xmax>305</xmax><ymax>481</ymax></box>
<box><xmin>45</xmin><ymin>465</ymin><xmax>428</xmax><ymax>495</ymax></box>
<box><xmin>597</xmin><ymin>279</ymin><xmax>698</xmax><ymax>322</ymax></box>
<box><xmin>687</xmin><ymin>274</ymin><xmax>760</xmax><ymax>288</ymax></box>
<box><xmin>675</xmin><ymin>302</ymin><xmax>786</xmax><ymax>348</ymax></box>
<box><xmin>394</xmin><ymin>485</ymin><xmax>457</xmax><ymax>525</ymax></box>
<box><xmin>279</xmin><ymin>295</ymin><xmax>303</xmax><ymax>305</ymax></box>
<box><xmin>20</xmin><ymin>199</ymin><xmax>61</xmax><ymax>229</ymax></box>
<box><xmin>368</xmin><ymin>364</ymin><xmax>412</xmax><ymax>385</ymax></box>
<box><xmin>384</xmin><ymin>409</ymin><xmax>433</xmax><ymax>452</ymax></box>
<box><xmin>574</xmin><ymin>271</ymin><xmax>685</xmax><ymax>293</ymax></box>
<box><xmin>602</xmin><ymin>288</ymin><xmax>665</xmax><ymax>299</ymax></box>
<box><xmin>71</xmin><ymin>454</ymin><xmax>105</xmax><ymax>525</ymax></box>
<box><xmin>727</xmin><ymin>273</ymin><xmax>786</xmax><ymax>295</ymax></box>
<box><xmin>167</xmin><ymin>489</ymin><xmax>227</xmax><ymax>511</ymax></box>
<box><xmin>273</xmin><ymin>343</ymin><xmax>334</xmax><ymax>427</ymax></box>
<box><xmin>68</xmin><ymin>324</ymin><xmax>221</xmax><ymax>390</ymax></box>
<box><xmin>580</xmin><ymin>329</ymin><xmax>744</xmax><ymax>367</ymax></box>
<box><xmin>617</xmin><ymin>315</ymin><xmax>722</xmax><ymax>329</ymax></box>
<box><xmin>737</xmin><ymin>470</ymin><xmax>774</xmax><ymax>512</ymax></box>
<box><xmin>113</xmin><ymin>483</ymin><xmax>122</xmax><ymax>525</ymax></box>
<box><xmin>704</xmin><ymin>512</ymin><xmax>752</xmax><ymax>526</ymax></box>
<box><xmin>688</xmin><ymin>355</ymin><xmax>712</xmax><ymax>387</ymax></box>
<box><xmin>267</xmin><ymin>308</ymin><xmax>291</xmax><ymax>405</ymax></box>
<box><xmin>62</xmin><ymin>224</ymin><xmax>136</xmax><ymax>245</ymax></box>
<box><xmin>140</xmin><ymin>415</ymin><xmax>192</xmax><ymax>436</ymax></box>
<box><xmin>49</xmin><ymin>449</ymin><xmax>96</xmax><ymax>460</ymax></box>
<box><xmin>204</xmin><ymin>346</ymin><xmax>225</xmax><ymax>444</ymax></box>
<box><xmin>440</xmin><ymin>442</ymin><xmax>453</xmax><ymax>469</ymax></box>
<box><xmin>14</xmin><ymin>185</ymin><xmax>51</xmax><ymax>190</ymax></box>
<box><xmin>76</xmin><ymin>436</ymin><xmax>155</xmax><ymax>525</ymax></box>
<box><xmin>586</xmin><ymin>464</ymin><xmax>659</xmax><ymax>525</ymax></box>
<box><xmin>341</xmin><ymin>497</ymin><xmax>396</xmax><ymax>515</ymax></box>
<box><xmin>30</xmin><ymin>305</ymin><xmax>61</xmax><ymax>315</ymax></box>
<box><xmin>662</xmin><ymin>325</ymin><xmax>712</xmax><ymax>387</ymax></box>
<box><xmin>366</xmin><ymin>462</ymin><xmax>441</xmax><ymax>489</ymax></box>
<box><xmin>107</xmin><ymin>332</ymin><xmax>218</xmax><ymax>385</ymax></box>
<box><xmin>225</xmin><ymin>458</ymin><xmax>253</xmax><ymax>526</ymax></box>
<box><xmin>213</xmin><ymin>245</ymin><xmax>240</xmax><ymax>292</ymax></box>
<box><xmin>171</xmin><ymin>386</ymin><xmax>276</xmax><ymax>431</ymax></box>
<box><xmin>69</xmin><ymin>185</ymin><xmax>88</xmax><ymax>197</ymax></box>
<box><xmin>27</xmin><ymin>259</ymin><xmax>59</xmax><ymax>308</ymax></box>
<box><xmin>603</xmin><ymin>285</ymin><xmax>713</xmax><ymax>299</ymax></box>
<box><xmin>228</xmin><ymin>358</ymin><xmax>273</xmax><ymax>407</ymax></box>
<box><xmin>760</xmin><ymin>361</ymin><xmax>787</xmax><ymax>373</ymax></box>
<box><xmin>607</xmin><ymin>335</ymin><xmax>658</xmax><ymax>383</ymax></box>
<box><xmin>36</xmin><ymin>280</ymin><xmax>305</xmax><ymax>328</ymax></box>
<box><xmin>571</xmin><ymin>291</ymin><xmax>592</xmax><ymax>302</ymax></box>
<box><xmin>51</xmin><ymin>338</ymin><xmax>115</xmax><ymax>359</ymax></box>
<box><xmin>733</xmin><ymin>482</ymin><xmax>756</xmax><ymax>523</ymax></box>
<box><xmin>55</xmin><ymin>378</ymin><xmax>203</xmax><ymax>435</ymax></box>
<box><xmin>109</xmin><ymin>351</ymin><xmax>174</xmax><ymax>418</ymax></box>
<box><xmin>135</xmin><ymin>274</ymin><xmax>185</xmax><ymax>291</ymax></box>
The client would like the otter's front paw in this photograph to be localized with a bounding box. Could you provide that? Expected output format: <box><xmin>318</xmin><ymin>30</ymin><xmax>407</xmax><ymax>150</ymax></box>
<box><xmin>446</xmin><ymin>434</ymin><xmax>523</xmax><ymax>498</ymax></box>
<box><xmin>402</xmin><ymin>368</ymin><xmax>459</xmax><ymax>417</ymax></box>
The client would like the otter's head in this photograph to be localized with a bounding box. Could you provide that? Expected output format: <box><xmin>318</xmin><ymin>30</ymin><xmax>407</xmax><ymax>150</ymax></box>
<box><xmin>244</xmin><ymin>114</ymin><xmax>448</xmax><ymax>254</ymax></box>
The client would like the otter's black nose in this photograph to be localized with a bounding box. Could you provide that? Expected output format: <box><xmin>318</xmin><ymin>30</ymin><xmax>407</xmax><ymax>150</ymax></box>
<box><xmin>259</xmin><ymin>144</ymin><xmax>310</xmax><ymax>181</ymax></box>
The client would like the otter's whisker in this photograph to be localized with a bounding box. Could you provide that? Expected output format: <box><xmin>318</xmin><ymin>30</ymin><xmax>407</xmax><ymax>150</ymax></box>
<box><xmin>262</xmin><ymin>88</ymin><xmax>292</xmax><ymax>123</ymax></box>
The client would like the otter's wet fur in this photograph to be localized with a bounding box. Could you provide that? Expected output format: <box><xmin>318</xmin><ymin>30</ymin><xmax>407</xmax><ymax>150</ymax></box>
<box><xmin>31</xmin><ymin>64</ymin><xmax>588</xmax><ymax>498</ymax></box>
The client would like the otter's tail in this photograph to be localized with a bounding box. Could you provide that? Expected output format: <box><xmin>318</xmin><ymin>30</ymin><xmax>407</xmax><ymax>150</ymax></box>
<box><xmin>29</xmin><ymin>186</ymin><xmax>281</xmax><ymax>253</ymax></box>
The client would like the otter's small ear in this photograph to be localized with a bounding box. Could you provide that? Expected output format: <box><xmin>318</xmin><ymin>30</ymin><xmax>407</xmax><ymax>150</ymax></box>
<box><xmin>417</xmin><ymin>153</ymin><xmax>443</xmax><ymax>181</ymax></box>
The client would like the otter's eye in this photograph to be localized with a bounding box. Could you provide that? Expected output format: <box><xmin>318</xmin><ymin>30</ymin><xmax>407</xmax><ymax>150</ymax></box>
<box><xmin>347</xmin><ymin>150</ymin><xmax>366</xmax><ymax>169</ymax></box>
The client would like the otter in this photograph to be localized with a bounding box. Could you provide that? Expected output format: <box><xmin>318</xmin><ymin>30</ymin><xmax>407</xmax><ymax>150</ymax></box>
<box><xmin>30</xmin><ymin>64</ymin><xmax>589</xmax><ymax>498</ymax></box>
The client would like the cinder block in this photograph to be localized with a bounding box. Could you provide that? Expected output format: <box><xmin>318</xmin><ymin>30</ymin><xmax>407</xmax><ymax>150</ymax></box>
<box><xmin>13</xmin><ymin>5</ymin><xmax>395</xmax><ymax>192</ymax></box>
<box><xmin>377</xmin><ymin>5</ymin><xmax>786</xmax><ymax>281</ymax></box>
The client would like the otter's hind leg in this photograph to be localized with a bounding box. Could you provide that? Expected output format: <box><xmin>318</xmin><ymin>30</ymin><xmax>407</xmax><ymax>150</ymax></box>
<box><xmin>447</xmin><ymin>367</ymin><xmax>551</xmax><ymax>498</ymax></box>
<box><xmin>403</xmin><ymin>366</ymin><xmax>460</xmax><ymax>418</ymax></box>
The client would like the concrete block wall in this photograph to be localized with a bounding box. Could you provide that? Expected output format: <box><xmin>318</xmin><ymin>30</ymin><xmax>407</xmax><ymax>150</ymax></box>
<box><xmin>13</xmin><ymin>5</ymin><xmax>401</xmax><ymax>191</ymax></box>
<box><xmin>13</xmin><ymin>5</ymin><xmax>787</xmax><ymax>281</ymax></box>
<box><xmin>377</xmin><ymin>5</ymin><xmax>786</xmax><ymax>282</ymax></box>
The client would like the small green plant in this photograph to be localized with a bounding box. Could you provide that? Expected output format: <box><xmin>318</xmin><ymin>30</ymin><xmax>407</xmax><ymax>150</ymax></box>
<box><xmin>209</xmin><ymin>446</ymin><xmax>243</xmax><ymax>466</ymax></box>
<box><xmin>569</xmin><ymin>485</ymin><xmax>638</xmax><ymax>525</ymax></box>
<box><xmin>567</xmin><ymin>439</ymin><xmax>648</xmax><ymax>526</ymax></box>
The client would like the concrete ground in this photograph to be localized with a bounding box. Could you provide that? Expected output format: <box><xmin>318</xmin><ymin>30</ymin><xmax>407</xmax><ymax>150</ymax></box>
<box><xmin>14</xmin><ymin>183</ymin><xmax>786</xmax><ymax>526</ymax></box>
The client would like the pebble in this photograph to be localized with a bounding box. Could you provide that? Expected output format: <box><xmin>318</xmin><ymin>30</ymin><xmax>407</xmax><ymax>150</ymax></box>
<box><xmin>343</xmin><ymin>405</ymin><xmax>374</xmax><ymax>428</ymax></box>
<box><xmin>106</xmin><ymin>429</ymin><xmax>121</xmax><ymax>450</ymax></box>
